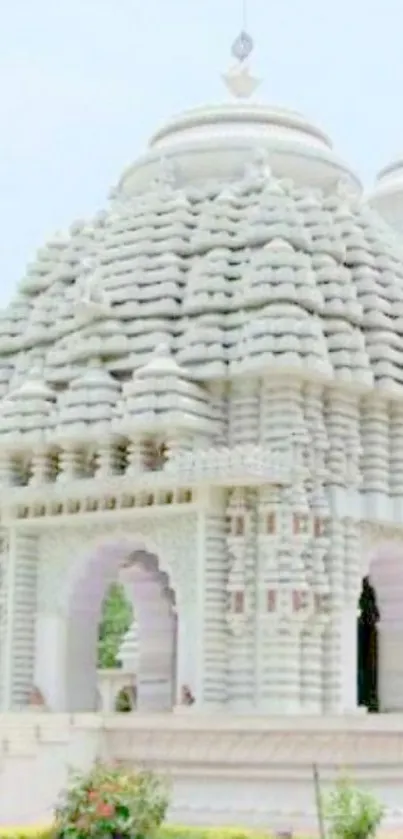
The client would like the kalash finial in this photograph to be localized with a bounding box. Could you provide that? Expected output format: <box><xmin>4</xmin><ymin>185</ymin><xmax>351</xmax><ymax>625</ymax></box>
<box><xmin>222</xmin><ymin>0</ymin><xmax>260</xmax><ymax>99</ymax></box>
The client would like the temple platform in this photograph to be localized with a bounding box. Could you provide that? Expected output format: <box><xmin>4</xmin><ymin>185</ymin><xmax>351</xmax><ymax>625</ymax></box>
<box><xmin>1</xmin><ymin>712</ymin><xmax>403</xmax><ymax>830</ymax></box>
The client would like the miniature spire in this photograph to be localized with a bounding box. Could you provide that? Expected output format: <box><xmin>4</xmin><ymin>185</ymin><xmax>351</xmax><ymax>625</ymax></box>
<box><xmin>75</xmin><ymin>257</ymin><xmax>110</xmax><ymax>323</ymax></box>
<box><xmin>222</xmin><ymin>0</ymin><xmax>260</xmax><ymax>99</ymax></box>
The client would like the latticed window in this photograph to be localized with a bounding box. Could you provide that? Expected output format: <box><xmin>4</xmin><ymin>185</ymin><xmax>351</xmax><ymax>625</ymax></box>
<box><xmin>233</xmin><ymin>515</ymin><xmax>245</xmax><ymax>537</ymax></box>
<box><xmin>292</xmin><ymin>589</ymin><xmax>308</xmax><ymax>612</ymax></box>
<box><xmin>266</xmin><ymin>512</ymin><xmax>276</xmax><ymax>534</ymax></box>
<box><xmin>266</xmin><ymin>589</ymin><xmax>276</xmax><ymax>612</ymax></box>
<box><xmin>232</xmin><ymin>590</ymin><xmax>245</xmax><ymax>614</ymax></box>
<box><xmin>293</xmin><ymin>513</ymin><xmax>309</xmax><ymax>535</ymax></box>
<box><xmin>314</xmin><ymin>517</ymin><xmax>326</xmax><ymax>538</ymax></box>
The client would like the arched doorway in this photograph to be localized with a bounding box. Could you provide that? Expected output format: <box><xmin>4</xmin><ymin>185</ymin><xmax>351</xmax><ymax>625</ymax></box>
<box><xmin>359</xmin><ymin>541</ymin><xmax>403</xmax><ymax>712</ymax></box>
<box><xmin>357</xmin><ymin>576</ymin><xmax>380</xmax><ymax>712</ymax></box>
<box><xmin>64</xmin><ymin>543</ymin><xmax>177</xmax><ymax>712</ymax></box>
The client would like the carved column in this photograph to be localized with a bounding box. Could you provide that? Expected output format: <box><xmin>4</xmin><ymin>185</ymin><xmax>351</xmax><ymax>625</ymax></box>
<box><xmin>228</xmin><ymin>379</ymin><xmax>259</xmax><ymax>447</ymax></box>
<box><xmin>389</xmin><ymin>402</ymin><xmax>403</xmax><ymax>498</ymax></box>
<box><xmin>360</xmin><ymin>395</ymin><xmax>389</xmax><ymax>495</ymax></box>
<box><xmin>260</xmin><ymin>379</ymin><xmax>306</xmax><ymax>448</ymax></box>
<box><xmin>226</xmin><ymin>488</ymin><xmax>257</xmax><ymax>710</ymax></box>
<box><xmin>0</xmin><ymin>530</ymin><xmax>9</xmax><ymax>709</ymax></box>
<box><xmin>325</xmin><ymin>389</ymin><xmax>361</xmax><ymax>490</ymax></box>
<box><xmin>190</xmin><ymin>489</ymin><xmax>228</xmax><ymax>709</ymax></box>
<box><xmin>2</xmin><ymin>530</ymin><xmax>38</xmax><ymax>709</ymax></box>
<box><xmin>322</xmin><ymin>517</ymin><xmax>345</xmax><ymax>712</ymax></box>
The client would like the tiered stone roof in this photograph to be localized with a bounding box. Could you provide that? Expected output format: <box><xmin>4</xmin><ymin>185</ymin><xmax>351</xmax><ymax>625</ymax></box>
<box><xmin>113</xmin><ymin>343</ymin><xmax>218</xmax><ymax>436</ymax></box>
<box><xmin>0</xmin><ymin>370</ymin><xmax>55</xmax><ymax>451</ymax></box>
<box><xmin>2</xmin><ymin>108</ymin><xmax>403</xmax><ymax>432</ymax></box>
<box><xmin>51</xmin><ymin>360</ymin><xmax>122</xmax><ymax>445</ymax></box>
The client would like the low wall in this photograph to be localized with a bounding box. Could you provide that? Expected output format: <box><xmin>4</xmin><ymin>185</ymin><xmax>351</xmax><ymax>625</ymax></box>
<box><xmin>1</xmin><ymin>712</ymin><xmax>403</xmax><ymax>830</ymax></box>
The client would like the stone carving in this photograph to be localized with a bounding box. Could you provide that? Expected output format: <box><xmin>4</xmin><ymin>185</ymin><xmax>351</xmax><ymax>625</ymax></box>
<box><xmin>36</xmin><ymin>514</ymin><xmax>197</xmax><ymax>617</ymax></box>
<box><xmin>2</xmin><ymin>98</ymin><xmax>403</xmax><ymax>720</ymax></box>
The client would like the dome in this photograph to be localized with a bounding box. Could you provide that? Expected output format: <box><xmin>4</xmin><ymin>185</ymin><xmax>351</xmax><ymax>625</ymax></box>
<box><xmin>2</xmin><ymin>100</ymin><xmax>403</xmax><ymax>415</ymax></box>
<box><xmin>117</xmin><ymin>103</ymin><xmax>360</xmax><ymax>198</ymax></box>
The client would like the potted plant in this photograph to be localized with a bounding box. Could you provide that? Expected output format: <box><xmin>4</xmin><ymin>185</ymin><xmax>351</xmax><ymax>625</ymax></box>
<box><xmin>325</xmin><ymin>776</ymin><xmax>384</xmax><ymax>839</ymax></box>
<box><xmin>55</xmin><ymin>762</ymin><xmax>169</xmax><ymax>839</ymax></box>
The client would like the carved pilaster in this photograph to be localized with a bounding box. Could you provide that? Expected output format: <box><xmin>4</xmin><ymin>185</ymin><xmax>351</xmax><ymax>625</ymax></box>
<box><xmin>0</xmin><ymin>529</ymin><xmax>9</xmax><ymax>709</ymax></box>
<box><xmin>360</xmin><ymin>394</ymin><xmax>389</xmax><ymax>494</ymax></box>
<box><xmin>389</xmin><ymin>401</ymin><xmax>403</xmax><ymax>497</ymax></box>
<box><xmin>325</xmin><ymin>389</ymin><xmax>361</xmax><ymax>488</ymax></box>
<box><xmin>225</xmin><ymin>488</ymin><xmax>256</xmax><ymax>709</ymax></box>
<box><xmin>259</xmin><ymin>379</ymin><xmax>306</xmax><ymax>448</ymax></box>
<box><xmin>322</xmin><ymin>517</ymin><xmax>345</xmax><ymax>711</ymax></box>
<box><xmin>201</xmin><ymin>500</ymin><xmax>228</xmax><ymax>707</ymax></box>
<box><xmin>2</xmin><ymin>530</ymin><xmax>38</xmax><ymax>709</ymax></box>
<box><xmin>228</xmin><ymin>379</ymin><xmax>259</xmax><ymax>447</ymax></box>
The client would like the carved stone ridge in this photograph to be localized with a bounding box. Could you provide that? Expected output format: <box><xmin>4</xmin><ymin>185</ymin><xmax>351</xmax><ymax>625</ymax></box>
<box><xmin>101</xmin><ymin>717</ymin><xmax>403</xmax><ymax>767</ymax></box>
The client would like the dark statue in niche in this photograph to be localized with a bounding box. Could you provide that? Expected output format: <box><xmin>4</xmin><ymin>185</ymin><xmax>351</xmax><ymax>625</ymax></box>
<box><xmin>357</xmin><ymin>576</ymin><xmax>380</xmax><ymax>712</ymax></box>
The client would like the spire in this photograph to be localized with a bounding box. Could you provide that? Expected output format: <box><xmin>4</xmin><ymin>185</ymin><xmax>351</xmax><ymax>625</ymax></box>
<box><xmin>222</xmin><ymin>0</ymin><xmax>260</xmax><ymax>99</ymax></box>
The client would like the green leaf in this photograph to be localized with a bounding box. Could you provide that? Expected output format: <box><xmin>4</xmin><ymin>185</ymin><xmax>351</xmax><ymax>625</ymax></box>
<box><xmin>97</xmin><ymin>583</ymin><xmax>133</xmax><ymax>669</ymax></box>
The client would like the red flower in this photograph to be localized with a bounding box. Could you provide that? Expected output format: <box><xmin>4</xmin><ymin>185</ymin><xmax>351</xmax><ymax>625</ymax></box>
<box><xmin>96</xmin><ymin>801</ymin><xmax>115</xmax><ymax>818</ymax></box>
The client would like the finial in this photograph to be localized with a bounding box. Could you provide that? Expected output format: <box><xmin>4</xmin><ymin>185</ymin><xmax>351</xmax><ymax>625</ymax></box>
<box><xmin>75</xmin><ymin>257</ymin><xmax>110</xmax><ymax>323</ymax></box>
<box><xmin>223</xmin><ymin>0</ymin><xmax>260</xmax><ymax>99</ymax></box>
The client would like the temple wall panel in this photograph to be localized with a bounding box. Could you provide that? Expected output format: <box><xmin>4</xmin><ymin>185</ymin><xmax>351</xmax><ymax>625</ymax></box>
<box><xmin>200</xmin><ymin>499</ymin><xmax>229</xmax><ymax>707</ymax></box>
<box><xmin>32</xmin><ymin>511</ymin><xmax>198</xmax><ymax>711</ymax></box>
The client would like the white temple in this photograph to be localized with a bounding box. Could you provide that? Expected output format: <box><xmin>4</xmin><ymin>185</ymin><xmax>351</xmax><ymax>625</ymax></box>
<box><xmin>3</xmin><ymin>35</ymin><xmax>403</xmax><ymax>727</ymax></box>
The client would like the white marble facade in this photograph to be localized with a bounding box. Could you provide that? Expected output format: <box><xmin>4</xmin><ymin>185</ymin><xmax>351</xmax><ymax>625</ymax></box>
<box><xmin>1</xmin><ymin>102</ymin><xmax>403</xmax><ymax>713</ymax></box>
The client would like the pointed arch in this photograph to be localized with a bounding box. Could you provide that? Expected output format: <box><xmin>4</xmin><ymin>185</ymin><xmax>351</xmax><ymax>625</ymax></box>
<box><xmin>63</xmin><ymin>536</ymin><xmax>177</xmax><ymax>712</ymax></box>
<box><xmin>361</xmin><ymin>539</ymin><xmax>403</xmax><ymax>712</ymax></box>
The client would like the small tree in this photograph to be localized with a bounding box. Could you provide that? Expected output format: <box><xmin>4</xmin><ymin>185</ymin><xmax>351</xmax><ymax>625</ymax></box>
<box><xmin>325</xmin><ymin>776</ymin><xmax>384</xmax><ymax>839</ymax></box>
<box><xmin>97</xmin><ymin>583</ymin><xmax>132</xmax><ymax>669</ymax></box>
<box><xmin>55</xmin><ymin>763</ymin><xmax>169</xmax><ymax>839</ymax></box>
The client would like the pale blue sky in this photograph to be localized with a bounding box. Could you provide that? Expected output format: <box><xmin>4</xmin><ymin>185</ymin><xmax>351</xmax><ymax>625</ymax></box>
<box><xmin>1</xmin><ymin>0</ymin><xmax>403</xmax><ymax>304</ymax></box>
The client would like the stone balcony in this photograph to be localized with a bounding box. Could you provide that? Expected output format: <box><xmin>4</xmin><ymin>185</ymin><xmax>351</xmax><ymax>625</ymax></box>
<box><xmin>166</xmin><ymin>444</ymin><xmax>296</xmax><ymax>486</ymax></box>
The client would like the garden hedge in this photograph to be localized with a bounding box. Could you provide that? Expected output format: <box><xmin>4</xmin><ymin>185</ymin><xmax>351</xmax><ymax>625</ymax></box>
<box><xmin>0</xmin><ymin>827</ymin><xmax>295</xmax><ymax>839</ymax></box>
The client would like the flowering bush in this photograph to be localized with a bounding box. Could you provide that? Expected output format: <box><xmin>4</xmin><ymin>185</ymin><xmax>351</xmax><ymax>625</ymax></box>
<box><xmin>55</xmin><ymin>763</ymin><xmax>169</xmax><ymax>839</ymax></box>
<box><xmin>325</xmin><ymin>776</ymin><xmax>384</xmax><ymax>839</ymax></box>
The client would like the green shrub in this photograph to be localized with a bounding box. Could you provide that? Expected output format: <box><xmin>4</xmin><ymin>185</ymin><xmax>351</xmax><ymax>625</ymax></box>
<box><xmin>54</xmin><ymin>763</ymin><xmax>169</xmax><ymax>839</ymax></box>
<box><xmin>325</xmin><ymin>776</ymin><xmax>384</xmax><ymax>839</ymax></box>
<box><xmin>0</xmin><ymin>827</ymin><xmax>273</xmax><ymax>839</ymax></box>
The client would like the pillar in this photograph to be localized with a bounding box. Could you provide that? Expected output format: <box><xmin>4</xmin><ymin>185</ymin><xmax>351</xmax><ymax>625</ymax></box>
<box><xmin>199</xmin><ymin>488</ymin><xmax>228</xmax><ymax>709</ymax></box>
<box><xmin>360</xmin><ymin>395</ymin><xmax>389</xmax><ymax>495</ymax></box>
<box><xmin>2</xmin><ymin>530</ymin><xmax>38</xmax><ymax>709</ymax></box>
<box><xmin>225</xmin><ymin>488</ymin><xmax>256</xmax><ymax>710</ymax></box>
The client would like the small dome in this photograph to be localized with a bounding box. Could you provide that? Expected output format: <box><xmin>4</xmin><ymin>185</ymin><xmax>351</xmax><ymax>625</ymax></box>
<box><xmin>51</xmin><ymin>361</ymin><xmax>121</xmax><ymax>444</ymax></box>
<box><xmin>113</xmin><ymin>343</ymin><xmax>218</xmax><ymax>435</ymax></box>
<box><xmin>0</xmin><ymin>370</ymin><xmax>55</xmax><ymax>450</ymax></box>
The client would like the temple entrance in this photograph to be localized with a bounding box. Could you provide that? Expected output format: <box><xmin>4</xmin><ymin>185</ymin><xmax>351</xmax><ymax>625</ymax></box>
<box><xmin>64</xmin><ymin>542</ymin><xmax>177</xmax><ymax>712</ymax></box>
<box><xmin>357</xmin><ymin>576</ymin><xmax>380</xmax><ymax>712</ymax></box>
